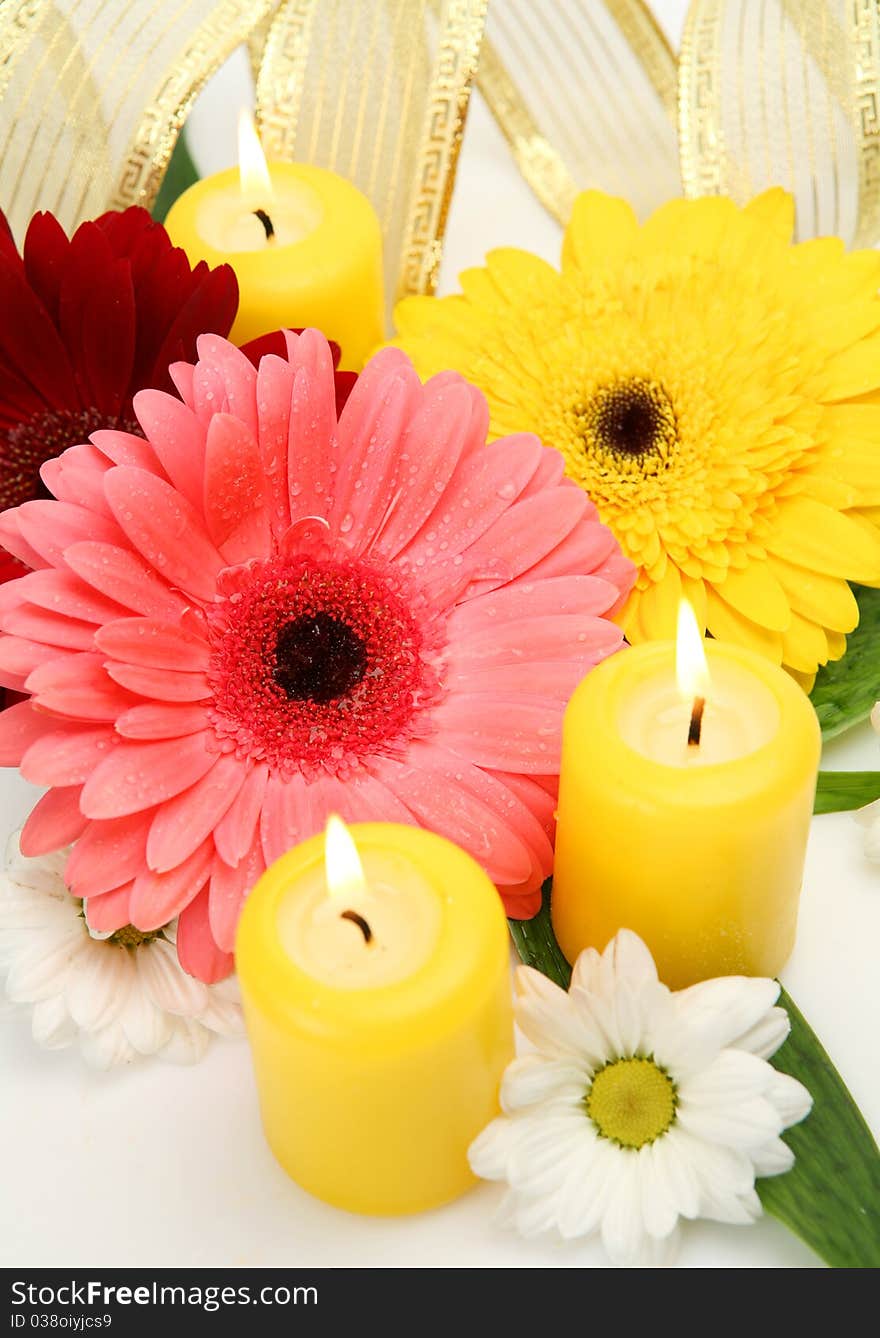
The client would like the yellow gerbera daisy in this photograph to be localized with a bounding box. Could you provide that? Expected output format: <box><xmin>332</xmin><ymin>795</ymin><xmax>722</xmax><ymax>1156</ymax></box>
<box><xmin>392</xmin><ymin>189</ymin><xmax>880</xmax><ymax>687</ymax></box>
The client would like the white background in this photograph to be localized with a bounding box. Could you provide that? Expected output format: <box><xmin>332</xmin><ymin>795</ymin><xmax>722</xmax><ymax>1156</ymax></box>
<box><xmin>2</xmin><ymin>0</ymin><xmax>878</xmax><ymax>1269</ymax></box>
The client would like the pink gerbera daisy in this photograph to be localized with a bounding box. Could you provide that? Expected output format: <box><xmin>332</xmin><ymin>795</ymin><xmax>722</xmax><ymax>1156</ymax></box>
<box><xmin>0</xmin><ymin>331</ymin><xmax>634</xmax><ymax>981</ymax></box>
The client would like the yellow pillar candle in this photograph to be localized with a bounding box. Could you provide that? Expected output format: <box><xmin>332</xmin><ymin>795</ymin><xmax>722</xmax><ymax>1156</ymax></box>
<box><xmin>235</xmin><ymin>818</ymin><xmax>514</xmax><ymax>1215</ymax></box>
<box><xmin>552</xmin><ymin>603</ymin><xmax>821</xmax><ymax>989</ymax></box>
<box><xmin>163</xmin><ymin>111</ymin><xmax>384</xmax><ymax>369</ymax></box>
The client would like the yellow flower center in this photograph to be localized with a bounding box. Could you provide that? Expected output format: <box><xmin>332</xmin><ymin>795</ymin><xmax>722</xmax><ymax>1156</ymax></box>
<box><xmin>108</xmin><ymin>924</ymin><xmax>159</xmax><ymax>949</ymax></box>
<box><xmin>586</xmin><ymin>1057</ymin><xmax>677</xmax><ymax>1148</ymax></box>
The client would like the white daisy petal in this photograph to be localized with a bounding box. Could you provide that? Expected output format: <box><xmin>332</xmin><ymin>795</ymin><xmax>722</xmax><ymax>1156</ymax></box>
<box><xmin>609</xmin><ymin>930</ymin><xmax>659</xmax><ymax>989</ymax></box>
<box><xmin>599</xmin><ymin>1153</ymin><xmax>651</xmax><ymax>1266</ymax></box>
<box><xmin>570</xmin><ymin>945</ymin><xmax>602</xmax><ymax>994</ymax></box>
<box><xmin>196</xmin><ymin>991</ymin><xmax>244</xmax><ymax>1037</ymax></box>
<box><xmin>733</xmin><ymin>1005</ymin><xmax>790</xmax><ymax>1059</ymax></box>
<box><xmin>137</xmin><ymin>937</ymin><xmax>209</xmax><ymax>1016</ymax></box>
<box><xmin>6</xmin><ymin>932</ymin><xmax>86</xmax><ymax>1003</ymax></box>
<box><xmin>79</xmin><ymin>1024</ymin><xmax>137</xmax><ymax>1069</ymax></box>
<box><xmin>159</xmin><ymin>1018</ymin><xmax>211</xmax><ymax>1065</ymax></box>
<box><xmin>638</xmin><ymin>1140</ymin><xmax>682</xmax><ymax>1239</ymax></box>
<box><xmin>507</xmin><ymin>1189</ymin><xmax>563</xmax><ymax>1239</ymax></box>
<box><xmin>65</xmin><ymin>943</ymin><xmax>128</xmax><ymax>1030</ymax></box>
<box><xmin>30</xmin><ymin>994</ymin><xmax>77</xmax><ymax>1049</ymax></box>
<box><xmin>752</xmin><ymin>1136</ymin><xmax>795</xmax><ymax>1178</ymax></box>
<box><xmin>651</xmin><ymin>1128</ymin><xmax>702</xmax><ymax>1220</ymax></box>
<box><xmin>122</xmin><ymin>962</ymin><xmax>175</xmax><ymax>1054</ymax></box>
<box><xmin>469</xmin><ymin>1117</ymin><xmax>522</xmax><ymax>1181</ymax></box>
<box><xmin>672</xmin><ymin>976</ymin><xmax>781</xmax><ymax>1058</ymax></box>
<box><xmin>556</xmin><ymin>1134</ymin><xmax>616</xmax><ymax>1239</ymax></box>
<box><xmin>765</xmin><ymin>1071</ymin><xmax>812</xmax><ymax>1127</ymax></box>
<box><xmin>500</xmin><ymin>1053</ymin><xmax>587</xmax><ymax>1112</ymax></box>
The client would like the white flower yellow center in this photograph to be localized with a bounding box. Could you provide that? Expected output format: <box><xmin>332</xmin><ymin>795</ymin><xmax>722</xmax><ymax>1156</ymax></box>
<box><xmin>586</xmin><ymin>1057</ymin><xmax>677</xmax><ymax>1149</ymax></box>
<box><xmin>108</xmin><ymin>924</ymin><xmax>159</xmax><ymax>949</ymax></box>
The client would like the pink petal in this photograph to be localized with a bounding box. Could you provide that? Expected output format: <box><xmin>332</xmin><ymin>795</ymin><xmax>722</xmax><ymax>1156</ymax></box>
<box><xmin>448</xmin><ymin>613</ymin><xmax>618</xmax><ymax>669</ymax></box>
<box><xmin>287</xmin><ymin>352</ymin><xmax>337</xmax><ymax>523</ymax></box>
<box><xmin>104</xmin><ymin>662</ymin><xmax>211</xmax><ymax>702</ymax></box>
<box><xmin>213</xmin><ymin>761</ymin><xmax>268</xmax><ymax>865</ymax></box>
<box><xmin>21</xmin><ymin>724</ymin><xmax>118</xmax><ymax>786</ymax></box>
<box><xmin>26</xmin><ymin>652</ymin><xmax>138</xmax><ymax>719</ymax></box>
<box><xmin>371</xmin><ymin>749</ymin><xmax>532</xmax><ymax>884</ymax></box>
<box><xmin>63</xmin><ymin>541</ymin><xmax>190</xmax><ymax>619</ymax></box>
<box><xmin>90</xmin><ymin>429</ymin><xmax>166</xmax><ymax>475</ymax></box>
<box><xmin>208</xmin><ymin>837</ymin><xmax>265</xmax><ymax>952</ymax></box>
<box><xmin>399</xmin><ymin>433</ymin><xmax>544</xmax><ymax>568</ymax></box>
<box><xmin>132</xmin><ymin>389</ymin><xmax>207</xmax><ymax>512</ymax></box>
<box><xmin>83</xmin><ymin>883</ymin><xmax>135</xmax><ymax>933</ymax></box>
<box><xmin>0</xmin><ymin>637</ymin><xmax>72</xmax><ymax>682</ymax></box>
<box><xmin>168</xmin><ymin>360</ymin><xmax>195</xmax><ymax>407</ymax></box>
<box><xmin>115</xmin><ymin>702</ymin><xmax>209</xmax><ymax>740</ymax></box>
<box><xmin>329</xmin><ymin>362</ymin><xmax>423</xmax><ymax>551</ymax></box>
<box><xmin>16</xmin><ymin>500</ymin><xmax>125</xmax><ymax>567</ymax></box>
<box><xmin>458</xmin><ymin>574</ymin><xmax>621</xmax><ymax>623</ymax></box>
<box><xmin>0</xmin><ymin>603</ymin><xmax>97</xmax><ymax>650</ymax></box>
<box><xmin>176</xmin><ymin>884</ymin><xmax>234</xmax><ymax>983</ymax></box>
<box><xmin>194</xmin><ymin>334</ymin><xmax>258</xmax><ymax>435</ymax></box>
<box><xmin>432</xmin><ymin>695</ymin><xmax>563</xmax><ymax>773</ymax></box>
<box><xmin>103</xmin><ymin>467</ymin><xmax>224</xmax><ymax>601</ymax></box>
<box><xmin>517</xmin><ymin>518</ymin><xmax>623</xmax><ymax>588</ymax></box>
<box><xmin>259</xmin><ymin>773</ymin><xmax>317</xmax><ymax>865</ymax></box>
<box><xmin>20</xmin><ymin>786</ymin><xmax>87</xmax><ymax>855</ymax></box>
<box><xmin>80</xmin><ymin>735</ymin><xmax>216</xmax><ymax>819</ymax></box>
<box><xmin>203</xmin><ymin>412</ymin><xmax>271</xmax><ymax>562</ymax></box>
<box><xmin>255</xmin><ymin>354</ymin><xmax>294</xmax><ymax>538</ymax></box>
<box><xmin>461</xmin><ymin>486</ymin><xmax>589</xmax><ymax>587</ymax></box>
<box><xmin>447</xmin><ymin>659</ymin><xmax>589</xmax><ymax>699</ymax></box>
<box><xmin>0</xmin><ymin>511</ymin><xmax>48</xmax><ymax>570</ymax></box>
<box><xmin>129</xmin><ymin>838</ymin><xmax>214</xmax><ymax>930</ymax></box>
<box><xmin>94</xmin><ymin>617</ymin><xmax>210</xmax><ymax>671</ymax></box>
<box><xmin>8</xmin><ymin>569</ymin><xmax>129</xmax><ymax>624</ymax></box>
<box><xmin>495</xmin><ymin>770</ymin><xmax>557</xmax><ymax>843</ymax></box>
<box><xmin>65</xmin><ymin>811</ymin><xmax>153</xmax><ymax>898</ymax></box>
<box><xmin>40</xmin><ymin>460</ymin><xmax>109</xmax><ymax>516</ymax></box>
<box><xmin>322</xmin><ymin>769</ymin><xmax>417</xmax><ymax>825</ymax></box>
<box><xmin>146</xmin><ymin>753</ymin><xmax>246</xmax><ymax>872</ymax></box>
<box><xmin>0</xmin><ymin>700</ymin><xmax>55</xmax><ymax>765</ymax></box>
<box><xmin>370</xmin><ymin>379</ymin><xmax>473</xmax><ymax>560</ymax></box>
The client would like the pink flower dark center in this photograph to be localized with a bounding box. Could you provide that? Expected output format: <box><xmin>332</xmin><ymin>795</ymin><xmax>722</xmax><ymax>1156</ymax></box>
<box><xmin>273</xmin><ymin>613</ymin><xmax>367</xmax><ymax>703</ymax></box>
<box><xmin>0</xmin><ymin>407</ymin><xmax>139</xmax><ymax>509</ymax></box>
<box><xmin>207</xmin><ymin>555</ymin><xmax>444</xmax><ymax>777</ymax></box>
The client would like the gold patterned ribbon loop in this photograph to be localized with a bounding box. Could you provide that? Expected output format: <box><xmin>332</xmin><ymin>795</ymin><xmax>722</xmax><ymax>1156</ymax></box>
<box><xmin>679</xmin><ymin>0</ymin><xmax>880</xmax><ymax>245</ymax></box>
<box><xmin>255</xmin><ymin>0</ymin><xmax>487</xmax><ymax>311</ymax></box>
<box><xmin>0</xmin><ymin>0</ymin><xmax>275</xmax><ymax>243</ymax></box>
<box><xmin>477</xmin><ymin>0</ymin><xmax>682</xmax><ymax>224</ymax></box>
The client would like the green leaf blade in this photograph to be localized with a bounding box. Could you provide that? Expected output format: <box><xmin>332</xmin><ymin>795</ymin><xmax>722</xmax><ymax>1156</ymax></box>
<box><xmin>811</xmin><ymin>585</ymin><xmax>880</xmax><ymax>740</ymax></box>
<box><xmin>813</xmin><ymin>770</ymin><xmax>880</xmax><ymax>814</ymax></box>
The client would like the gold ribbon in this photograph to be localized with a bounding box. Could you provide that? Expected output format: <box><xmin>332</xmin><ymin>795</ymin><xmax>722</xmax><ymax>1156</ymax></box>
<box><xmin>480</xmin><ymin>0</ymin><xmax>880</xmax><ymax>245</ymax></box>
<box><xmin>1</xmin><ymin>0</ymin><xmax>877</xmax><ymax>317</ymax></box>
<box><xmin>0</xmin><ymin>0</ymin><xmax>487</xmax><ymax>311</ymax></box>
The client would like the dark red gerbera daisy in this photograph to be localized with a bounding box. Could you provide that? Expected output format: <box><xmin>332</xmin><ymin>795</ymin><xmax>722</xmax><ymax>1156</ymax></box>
<box><xmin>0</xmin><ymin>205</ymin><xmax>239</xmax><ymax>527</ymax></box>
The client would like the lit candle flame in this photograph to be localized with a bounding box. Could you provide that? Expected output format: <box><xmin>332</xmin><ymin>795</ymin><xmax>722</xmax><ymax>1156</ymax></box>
<box><xmin>237</xmin><ymin>107</ymin><xmax>274</xmax><ymax>204</ymax></box>
<box><xmin>324</xmin><ymin>814</ymin><xmax>368</xmax><ymax>903</ymax></box>
<box><xmin>676</xmin><ymin>599</ymin><xmax>711</xmax><ymax>703</ymax></box>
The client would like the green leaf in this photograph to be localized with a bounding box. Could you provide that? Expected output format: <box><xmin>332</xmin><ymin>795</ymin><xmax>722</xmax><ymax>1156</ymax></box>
<box><xmin>810</xmin><ymin>585</ymin><xmax>880</xmax><ymax>740</ymax></box>
<box><xmin>814</xmin><ymin>770</ymin><xmax>880</xmax><ymax>814</ymax></box>
<box><xmin>509</xmin><ymin>883</ymin><xmax>880</xmax><ymax>1267</ymax></box>
<box><xmin>151</xmin><ymin>130</ymin><xmax>199</xmax><ymax>223</ymax></box>
<box><xmin>756</xmin><ymin>987</ymin><xmax>880</xmax><ymax>1267</ymax></box>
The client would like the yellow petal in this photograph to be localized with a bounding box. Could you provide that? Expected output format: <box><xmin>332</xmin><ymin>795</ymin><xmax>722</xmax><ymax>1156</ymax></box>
<box><xmin>562</xmin><ymin>191</ymin><xmax>638</xmax><ymax>273</ymax></box>
<box><xmin>744</xmin><ymin>188</ymin><xmax>795</xmax><ymax>244</ymax></box>
<box><xmin>781</xmin><ymin>613</ymin><xmax>828</xmax><ymax>673</ymax></box>
<box><xmin>639</xmin><ymin>195</ymin><xmax>739</xmax><ymax>255</ymax></box>
<box><xmin>825</xmin><ymin>629</ymin><xmax>847</xmax><ymax>661</ymax></box>
<box><xmin>709</xmin><ymin>561</ymin><xmax>791</xmax><ymax>632</ymax></box>
<box><xmin>769</xmin><ymin>557</ymin><xmax>859</xmax><ymax>632</ymax></box>
<box><xmin>636</xmin><ymin>562</ymin><xmax>682</xmax><ymax>639</ymax></box>
<box><xmin>820</xmin><ymin>334</ymin><xmax>880</xmax><ymax>401</ymax></box>
<box><xmin>705</xmin><ymin>589</ymin><xmax>784</xmax><ymax>663</ymax></box>
<box><xmin>485</xmin><ymin>249</ymin><xmax>562</xmax><ymax>306</ymax></box>
<box><xmin>787</xmin><ymin>667</ymin><xmax>816</xmax><ymax>693</ymax></box>
<box><xmin>765</xmin><ymin>497</ymin><xmax>880</xmax><ymax>581</ymax></box>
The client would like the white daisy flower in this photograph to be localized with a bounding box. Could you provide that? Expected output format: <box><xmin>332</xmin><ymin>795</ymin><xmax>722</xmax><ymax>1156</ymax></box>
<box><xmin>469</xmin><ymin>930</ymin><xmax>811</xmax><ymax>1267</ymax></box>
<box><xmin>0</xmin><ymin>833</ymin><xmax>243</xmax><ymax>1069</ymax></box>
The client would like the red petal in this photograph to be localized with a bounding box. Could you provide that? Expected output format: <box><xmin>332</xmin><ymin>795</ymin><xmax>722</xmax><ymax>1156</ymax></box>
<box><xmin>129</xmin><ymin>838</ymin><xmax>214</xmax><ymax>930</ymax></box>
<box><xmin>80</xmin><ymin>734</ymin><xmax>216</xmax><ymax>818</ymax></box>
<box><xmin>20</xmin><ymin>786</ymin><xmax>87</xmax><ymax>854</ymax></box>
<box><xmin>176</xmin><ymin>884</ymin><xmax>234</xmax><ymax>982</ymax></box>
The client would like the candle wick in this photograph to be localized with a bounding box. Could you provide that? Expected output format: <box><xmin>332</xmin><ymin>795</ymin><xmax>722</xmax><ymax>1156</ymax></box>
<box><xmin>340</xmin><ymin>909</ymin><xmax>373</xmax><ymax>944</ymax></box>
<box><xmin>253</xmin><ymin>208</ymin><xmax>275</xmax><ymax>242</ymax></box>
<box><xmin>687</xmin><ymin>695</ymin><xmax>706</xmax><ymax>748</ymax></box>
